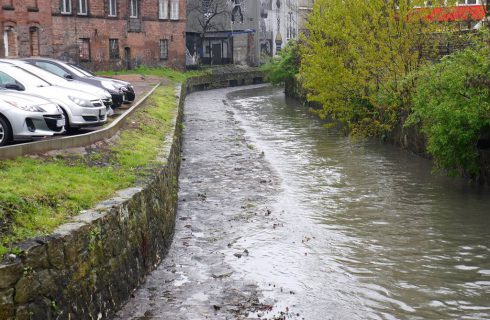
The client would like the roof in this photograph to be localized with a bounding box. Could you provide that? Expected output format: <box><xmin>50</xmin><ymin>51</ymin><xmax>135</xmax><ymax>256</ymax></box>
<box><xmin>424</xmin><ymin>5</ymin><xmax>486</xmax><ymax>22</ymax></box>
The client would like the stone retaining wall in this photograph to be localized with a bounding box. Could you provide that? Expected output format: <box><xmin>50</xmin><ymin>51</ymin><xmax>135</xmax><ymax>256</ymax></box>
<box><xmin>186</xmin><ymin>68</ymin><xmax>264</xmax><ymax>93</ymax></box>
<box><xmin>0</xmin><ymin>68</ymin><xmax>265</xmax><ymax>319</ymax></box>
<box><xmin>0</xmin><ymin>85</ymin><xmax>186</xmax><ymax>320</ymax></box>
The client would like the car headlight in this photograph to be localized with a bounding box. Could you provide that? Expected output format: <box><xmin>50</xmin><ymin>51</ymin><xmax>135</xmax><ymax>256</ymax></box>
<box><xmin>5</xmin><ymin>100</ymin><xmax>46</xmax><ymax>112</ymax></box>
<box><xmin>68</xmin><ymin>95</ymin><xmax>93</xmax><ymax>108</ymax></box>
<box><xmin>101</xmin><ymin>81</ymin><xmax>118</xmax><ymax>90</ymax></box>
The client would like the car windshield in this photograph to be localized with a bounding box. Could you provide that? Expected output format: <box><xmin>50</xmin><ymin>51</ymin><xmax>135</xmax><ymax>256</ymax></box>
<box><xmin>69</xmin><ymin>64</ymin><xmax>96</xmax><ymax>77</ymax></box>
<box><xmin>0</xmin><ymin>66</ymin><xmax>51</xmax><ymax>88</ymax></box>
<box><xmin>18</xmin><ymin>63</ymin><xmax>65</xmax><ymax>86</ymax></box>
<box><xmin>58</xmin><ymin>62</ymin><xmax>88</xmax><ymax>78</ymax></box>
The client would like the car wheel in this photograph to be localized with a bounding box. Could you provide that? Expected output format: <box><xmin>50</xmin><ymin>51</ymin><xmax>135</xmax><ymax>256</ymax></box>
<box><xmin>0</xmin><ymin>116</ymin><xmax>12</xmax><ymax>146</ymax></box>
<box><xmin>61</xmin><ymin>109</ymin><xmax>78</xmax><ymax>134</ymax></box>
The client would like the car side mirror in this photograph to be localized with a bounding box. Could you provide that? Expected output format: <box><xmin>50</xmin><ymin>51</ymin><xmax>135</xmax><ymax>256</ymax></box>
<box><xmin>64</xmin><ymin>74</ymin><xmax>74</xmax><ymax>80</ymax></box>
<box><xmin>4</xmin><ymin>83</ymin><xmax>24</xmax><ymax>91</ymax></box>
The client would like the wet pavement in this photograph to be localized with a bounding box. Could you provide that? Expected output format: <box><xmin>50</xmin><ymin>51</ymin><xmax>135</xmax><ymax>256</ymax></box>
<box><xmin>114</xmin><ymin>85</ymin><xmax>288</xmax><ymax>319</ymax></box>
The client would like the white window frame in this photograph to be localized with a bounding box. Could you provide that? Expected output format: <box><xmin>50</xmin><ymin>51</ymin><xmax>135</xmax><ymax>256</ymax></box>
<box><xmin>3</xmin><ymin>30</ymin><xmax>9</xmax><ymax>57</ymax></box>
<box><xmin>108</xmin><ymin>0</ymin><xmax>117</xmax><ymax>17</ymax></box>
<box><xmin>159</xmin><ymin>0</ymin><xmax>169</xmax><ymax>19</ymax></box>
<box><xmin>170</xmin><ymin>0</ymin><xmax>179</xmax><ymax>20</ymax></box>
<box><xmin>61</xmin><ymin>0</ymin><xmax>72</xmax><ymax>14</ymax></box>
<box><xmin>130</xmin><ymin>0</ymin><xmax>138</xmax><ymax>18</ymax></box>
<box><xmin>78</xmin><ymin>0</ymin><xmax>88</xmax><ymax>15</ymax></box>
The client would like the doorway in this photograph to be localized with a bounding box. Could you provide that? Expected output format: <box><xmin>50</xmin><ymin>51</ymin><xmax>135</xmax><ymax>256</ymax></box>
<box><xmin>211</xmin><ymin>44</ymin><xmax>221</xmax><ymax>65</ymax></box>
<box><xmin>124</xmin><ymin>47</ymin><xmax>131</xmax><ymax>70</ymax></box>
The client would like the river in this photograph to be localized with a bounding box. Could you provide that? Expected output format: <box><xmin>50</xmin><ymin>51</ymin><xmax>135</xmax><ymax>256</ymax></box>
<box><xmin>115</xmin><ymin>84</ymin><xmax>490</xmax><ymax>320</ymax></box>
<box><xmin>225</xmin><ymin>85</ymin><xmax>490</xmax><ymax>319</ymax></box>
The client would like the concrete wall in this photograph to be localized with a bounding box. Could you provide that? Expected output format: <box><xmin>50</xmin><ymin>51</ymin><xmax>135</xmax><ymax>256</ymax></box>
<box><xmin>0</xmin><ymin>68</ymin><xmax>265</xmax><ymax>319</ymax></box>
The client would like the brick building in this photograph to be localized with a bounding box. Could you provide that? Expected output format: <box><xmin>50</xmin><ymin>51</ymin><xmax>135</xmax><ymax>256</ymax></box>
<box><xmin>0</xmin><ymin>0</ymin><xmax>186</xmax><ymax>70</ymax></box>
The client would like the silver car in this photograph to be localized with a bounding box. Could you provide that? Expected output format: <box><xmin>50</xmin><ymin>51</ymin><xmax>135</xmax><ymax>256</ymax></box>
<box><xmin>0</xmin><ymin>90</ymin><xmax>65</xmax><ymax>146</ymax></box>
<box><xmin>0</xmin><ymin>59</ymin><xmax>114</xmax><ymax>114</ymax></box>
<box><xmin>0</xmin><ymin>63</ymin><xmax>107</xmax><ymax>131</ymax></box>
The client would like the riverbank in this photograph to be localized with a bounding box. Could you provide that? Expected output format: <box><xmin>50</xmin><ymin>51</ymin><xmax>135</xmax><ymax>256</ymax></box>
<box><xmin>284</xmin><ymin>77</ymin><xmax>490</xmax><ymax>186</ymax></box>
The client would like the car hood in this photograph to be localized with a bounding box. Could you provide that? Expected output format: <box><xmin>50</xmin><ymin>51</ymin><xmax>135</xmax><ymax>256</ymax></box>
<box><xmin>0</xmin><ymin>90</ymin><xmax>53</xmax><ymax>105</ymax></box>
<box><xmin>0</xmin><ymin>90</ymin><xmax>62</xmax><ymax>113</ymax></box>
<box><xmin>28</xmin><ymin>85</ymin><xmax>101</xmax><ymax>101</ymax></box>
<box><xmin>66</xmin><ymin>80</ymin><xmax>112</xmax><ymax>99</ymax></box>
<box><xmin>94</xmin><ymin>76</ymin><xmax>131</xmax><ymax>87</ymax></box>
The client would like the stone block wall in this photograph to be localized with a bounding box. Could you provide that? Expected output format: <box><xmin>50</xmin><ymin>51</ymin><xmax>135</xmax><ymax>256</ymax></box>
<box><xmin>186</xmin><ymin>68</ymin><xmax>264</xmax><ymax>93</ymax></box>
<box><xmin>0</xmin><ymin>85</ymin><xmax>186</xmax><ymax>320</ymax></box>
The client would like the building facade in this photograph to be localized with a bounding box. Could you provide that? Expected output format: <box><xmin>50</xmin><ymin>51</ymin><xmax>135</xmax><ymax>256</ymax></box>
<box><xmin>260</xmin><ymin>0</ymin><xmax>300</xmax><ymax>56</ymax></box>
<box><xmin>0</xmin><ymin>0</ymin><xmax>186</xmax><ymax>70</ymax></box>
<box><xmin>186</xmin><ymin>0</ymin><xmax>261</xmax><ymax>66</ymax></box>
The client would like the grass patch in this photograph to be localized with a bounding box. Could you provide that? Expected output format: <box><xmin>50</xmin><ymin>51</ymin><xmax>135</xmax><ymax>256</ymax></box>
<box><xmin>97</xmin><ymin>66</ymin><xmax>208</xmax><ymax>83</ymax></box>
<box><xmin>0</xmin><ymin>84</ymin><xmax>179</xmax><ymax>256</ymax></box>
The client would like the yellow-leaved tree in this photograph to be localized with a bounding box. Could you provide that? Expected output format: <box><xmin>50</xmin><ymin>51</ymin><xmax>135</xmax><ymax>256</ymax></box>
<box><xmin>300</xmin><ymin>0</ymin><xmax>450</xmax><ymax>137</ymax></box>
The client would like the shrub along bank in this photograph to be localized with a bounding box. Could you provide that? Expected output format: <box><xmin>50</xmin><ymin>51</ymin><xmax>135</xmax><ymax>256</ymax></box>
<box><xmin>0</xmin><ymin>82</ymin><xmax>178</xmax><ymax>256</ymax></box>
<box><xmin>406</xmin><ymin>44</ymin><xmax>490</xmax><ymax>178</ymax></box>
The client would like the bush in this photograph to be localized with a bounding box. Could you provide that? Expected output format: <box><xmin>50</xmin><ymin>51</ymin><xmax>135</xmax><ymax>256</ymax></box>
<box><xmin>261</xmin><ymin>41</ymin><xmax>300</xmax><ymax>85</ymax></box>
<box><xmin>407</xmin><ymin>44</ymin><xmax>490</xmax><ymax>176</ymax></box>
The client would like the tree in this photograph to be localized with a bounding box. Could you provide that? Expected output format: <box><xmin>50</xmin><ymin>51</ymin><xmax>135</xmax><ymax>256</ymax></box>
<box><xmin>188</xmin><ymin>0</ymin><xmax>231</xmax><ymax>38</ymax></box>
<box><xmin>300</xmin><ymin>0</ymin><xmax>447</xmax><ymax>137</ymax></box>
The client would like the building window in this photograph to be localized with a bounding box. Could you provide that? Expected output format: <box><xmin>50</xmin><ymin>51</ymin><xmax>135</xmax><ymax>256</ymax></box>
<box><xmin>458</xmin><ymin>0</ymin><xmax>478</xmax><ymax>4</ymax></box>
<box><xmin>130</xmin><ymin>0</ymin><xmax>138</xmax><ymax>18</ymax></box>
<box><xmin>79</xmin><ymin>38</ymin><xmax>90</xmax><ymax>61</ymax></box>
<box><xmin>158</xmin><ymin>0</ymin><xmax>168</xmax><ymax>19</ymax></box>
<box><xmin>108</xmin><ymin>0</ymin><xmax>117</xmax><ymax>16</ymax></box>
<box><xmin>3</xmin><ymin>27</ymin><xmax>17</xmax><ymax>57</ymax></box>
<box><xmin>27</xmin><ymin>0</ymin><xmax>39</xmax><ymax>11</ymax></box>
<box><xmin>109</xmin><ymin>39</ymin><xmax>119</xmax><ymax>59</ymax></box>
<box><xmin>160</xmin><ymin>39</ymin><xmax>168</xmax><ymax>60</ymax></box>
<box><xmin>29</xmin><ymin>27</ymin><xmax>40</xmax><ymax>56</ymax></box>
<box><xmin>78</xmin><ymin>0</ymin><xmax>88</xmax><ymax>14</ymax></box>
<box><xmin>61</xmin><ymin>0</ymin><xmax>72</xmax><ymax>13</ymax></box>
<box><xmin>170</xmin><ymin>0</ymin><xmax>179</xmax><ymax>20</ymax></box>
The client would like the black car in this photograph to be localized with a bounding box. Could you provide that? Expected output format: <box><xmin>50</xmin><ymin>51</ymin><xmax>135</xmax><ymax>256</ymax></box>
<box><xmin>21</xmin><ymin>58</ymin><xmax>135</xmax><ymax>108</ymax></box>
<box><xmin>69</xmin><ymin>63</ymin><xmax>135</xmax><ymax>102</ymax></box>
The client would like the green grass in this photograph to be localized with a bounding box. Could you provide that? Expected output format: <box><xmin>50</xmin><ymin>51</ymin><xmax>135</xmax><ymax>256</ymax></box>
<box><xmin>97</xmin><ymin>66</ymin><xmax>208</xmax><ymax>83</ymax></box>
<box><xmin>0</xmin><ymin>84</ymin><xmax>179</xmax><ymax>256</ymax></box>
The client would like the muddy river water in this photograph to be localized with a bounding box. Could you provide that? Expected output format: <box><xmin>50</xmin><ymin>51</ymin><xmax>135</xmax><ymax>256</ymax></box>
<box><xmin>115</xmin><ymin>85</ymin><xmax>490</xmax><ymax>320</ymax></box>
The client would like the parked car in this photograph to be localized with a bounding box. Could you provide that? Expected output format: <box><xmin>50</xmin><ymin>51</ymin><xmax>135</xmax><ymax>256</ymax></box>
<box><xmin>69</xmin><ymin>63</ymin><xmax>136</xmax><ymax>103</ymax></box>
<box><xmin>21</xmin><ymin>58</ymin><xmax>135</xmax><ymax>107</ymax></box>
<box><xmin>0</xmin><ymin>59</ymin><xmax>114</xmax><ymax>113</ymax></box>
<box><xmin>0</xmin><ymin>62</ymin><xmax>107</xmax><ymax>131</ymax></box>
<box><xmin>0</xmin><ymin>89</ymin><xmax>65</xmax><ymax>146</ymax></box>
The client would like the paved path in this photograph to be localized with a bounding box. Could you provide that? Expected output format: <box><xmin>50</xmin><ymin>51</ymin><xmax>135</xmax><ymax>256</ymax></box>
<box><xmin>114</xmin><ymin>85</ymin><xmax>285</xmax><ymax>319</ymax></box>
